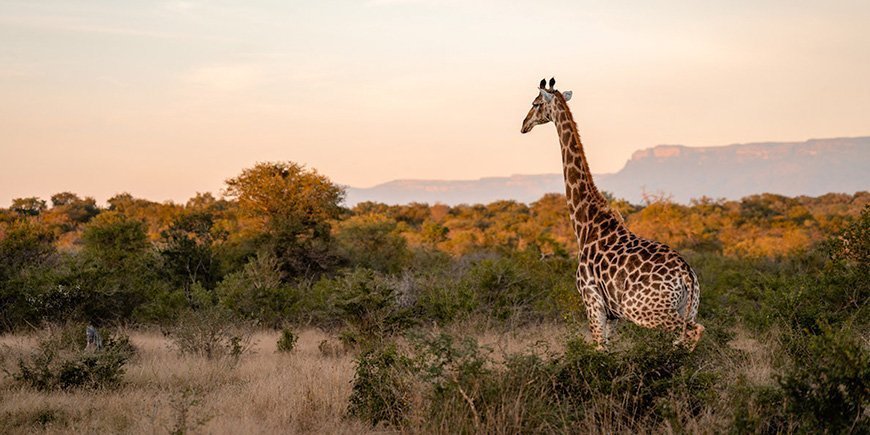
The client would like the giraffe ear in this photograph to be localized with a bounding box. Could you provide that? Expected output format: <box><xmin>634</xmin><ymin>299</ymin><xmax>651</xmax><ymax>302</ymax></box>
<box><xmin>539</xmin><ymin>89</ymin><xmax>554</xmax><ymax>102</ymax></box>
<box><xmin>563</xmin><ymin>90</ymin><xmax>573</xmax><ymax>101</ymax></box>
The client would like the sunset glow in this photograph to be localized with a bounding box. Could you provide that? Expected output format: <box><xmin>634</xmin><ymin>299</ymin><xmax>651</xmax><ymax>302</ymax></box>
<box><xmin>2</xmin><ymin>0</ymin><xmax>869</xmax><ymax>204</ymax></box>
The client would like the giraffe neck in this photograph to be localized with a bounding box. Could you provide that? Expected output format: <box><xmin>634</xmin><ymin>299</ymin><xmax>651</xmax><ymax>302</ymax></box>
<box><xmin>551</xmin><ymin>96</ymin><xmax>620</xmax><ymax>246</ymax></box>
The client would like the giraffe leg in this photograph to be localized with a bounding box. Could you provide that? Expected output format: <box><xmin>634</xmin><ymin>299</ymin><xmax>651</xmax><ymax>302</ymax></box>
<box><xmin>604</xmin><ymin>318</ymin><xmax>619</xmax><ymax>343</ymax></box>
<box><xmin>586</xmin><ymin>303</ymin><xmax>608</xmax><ymax>351</ymax></box>
<box><xmin>666</xmin><ymin>318</ymin><xmax>705</xmax><ymax>352</ymax></box>
<box><xmin>683</xmin><ymin>323</ymin><xmax>705</xmax><ymax>352</ymax></box>
<box><xmin>578</xmin><ymin>280</ymin><xmax>608</xmax><ymax>351</ymax></box>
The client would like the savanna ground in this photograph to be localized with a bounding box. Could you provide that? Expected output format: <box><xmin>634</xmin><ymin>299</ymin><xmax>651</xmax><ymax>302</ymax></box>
<box><xmin>0</xmin><ymin>162</ymin><xmax>867</xmax><ymax>433</ymax></box>
<box><xmin>1</xmin><ymin>328</ymin><xmax>364</xmax><ymax>434</ymax></box>
<box><xmin>1</xmin><ymin>322</ymin><xmax>786</xmax><ymax>434</ymax></box>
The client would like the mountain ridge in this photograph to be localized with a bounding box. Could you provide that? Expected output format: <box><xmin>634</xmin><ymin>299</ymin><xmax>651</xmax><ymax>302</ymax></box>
<box><xmin>345</xmin><ymin>136</ymin><xmax>870</xmax><ymax>206</ymax></box>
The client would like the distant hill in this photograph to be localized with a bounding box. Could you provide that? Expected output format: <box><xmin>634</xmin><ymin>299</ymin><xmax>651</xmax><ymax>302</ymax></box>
<box><xmin>345</xmin><ymin>137</ymin><xmax>870</xmax><ymax>206</ymax></box>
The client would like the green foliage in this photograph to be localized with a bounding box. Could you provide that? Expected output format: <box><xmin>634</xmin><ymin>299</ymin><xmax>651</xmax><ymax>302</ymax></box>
<box><xmin>133</xmin><ymin>286</ymin><xmax>189</xmax><ymax>324</ymax></box>
<box><xmin>0</xmin><ymin>219</ymin><xmax>56</xmax><ymax>276</ymax></box>
<box><xmin>347</xmin><ymin>343</ymin><xmax>414</xmax><ymax>427</ymax></box>
<box><xmin>739</xmin><ymin>232</ymin><xmax>868</xmax><ymax>335</ymax></box>
<box><xmin>332</xmin><ymin>269</ymin><xmax>415</xmax><ymax>348</ymax></box>
<box><xmin>159</xmin><ymin>211</ymin><xmax>225</xmax><ymax>296</ymax></box>
<box><xmin>458</xmin><ymin>251</ymin><xmax>571</xmax><ymax>322</ymax></box>
<box><xmin>412</xmin><ymin>270</ymin><xmax>475</xmax><ymax>324</ymax></box>
<box><xmin>48</xmin><ymin>192</ymin><xmax>100</xmax><ymax>229</ymax></box>
<box><xmin>349</xmin><ymin>329</ymin><xmax>718</xmax><ymax>431</ymax></box>
<box><xmin>10</xmin><ymin>197</ymin><xmax>47</xmax><ymax>217</ymax></box>
<box><xmin>420</xmin><ymin>220</ymin><xmax>448</xmax><ymax>248</ymax></box>
<box><xmin>335</xmin><ymin>214</ymin><xmax>410</xmax><ymax>273</ymax></box>
<box><xmin>778</xmin><ymin>325</ymin><xmax>869</xmax><ymax>432</ymax></box>
<box><xmin>82</xmin><ymin>212</ymin><xmax>149</xmax><ymax>266</ymax></box>
<box><xmin>829</xmin><ymin>205</ymin><xmax>870</xmax><ymax>267</ymax></box>
<box><xmin>62</xmin><ymin>212</ymin><xmax>162</xmax><ymax>324</ymax></box>
<box><xmin>276</xmin><ymin>328</ymin><xmax>298</xmax><ymax>353</ymax></box>
<box><xmin>727</xmin><ymin>377</ymin><xmax>790</xmax><ymax>434</ymax></box>
<box><xmin>216</xmin><ymin>252</ymin><xmax>304</xmax><ymax>327</ymax></box>
<box><xmin>555</xmin><ymin>329</ymin><xmax>717</xmax><ymax>425</ymax></box>
<box><xmin>9</xmin><ymin>324</ymin><xmax>134</xmax><ymax>391</ymax></box>
<box><xmin>224</xmin><ymin>161</ymin><xmax>344</xmax><ymax>278</ymax></box>
<box><xmin>0</xmin><ymin>220</ymin><xmax>58</xmax><ymax>329</ymax></box>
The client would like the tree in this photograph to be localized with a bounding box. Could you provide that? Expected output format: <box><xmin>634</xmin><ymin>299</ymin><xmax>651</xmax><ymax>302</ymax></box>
<box><xmin>11</xmin><ymin>197</ymin><xmax>47</xmax><ymax>217</ymax></box>
<box><xmin>421</xmin><ymin>220</ymin><xmax>449</xmax><ymax>249</ymax></box>
<box><xmin>160</xmin><ymin>211</ymin><xmax>225</xmax><ymax>299</ymax></box>
<box><xmin>74</xmin><ymin>211</ymin><xmax>164</xmax><ymax>323</ymax></box>
<box><xmin>224</xmin><ymin>162</ymin><xmax>344</xmax><ymax>278</ymax></box>
<box><xmin>335</xmin><ymin>214</ymin><xmax>409</xmax><ymax>273</ymax></box>
<box><xmin>0</xmin><ymin>220</ymin><xmax>56</xmax><ymax>329</ymax></box>
<box><xmin>0</xmin><ymin>220</ymin><xmax>56</xmax><ymax>278</ymax></box>
<box><xmin>48</xmin><ymin>192</ymin><xmax>100</xmax><ymax>228</ymax></box>
<box><xmin>51</xmin><ymin>192</ymin><xmax>80</xmax><ymax>207</ymax></box>
<box><xmin>107</xmin><ymin>193</ymin><xmax>181</xmax><ymax>239</ymax></box>
<box><xmin>82</xmin><ymin>212</ymin><xmax>149</xmax><ymax>267</ymax></box>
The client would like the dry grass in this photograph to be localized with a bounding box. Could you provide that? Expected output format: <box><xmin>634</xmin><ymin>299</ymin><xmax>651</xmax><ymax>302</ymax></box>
<box><xmin>726</xmin><ymin>327</ymin><xmax>778</xmax><ymax>386</ymax></box>
<box><xmin>0</xmin><ymin>323</ymin><xmax>781</xmax><ymax>434</ymax></box>
<box><xmin>0</xmin><ymin>328</ymin><xmax>371</xmax><ymax>434</ymax></box>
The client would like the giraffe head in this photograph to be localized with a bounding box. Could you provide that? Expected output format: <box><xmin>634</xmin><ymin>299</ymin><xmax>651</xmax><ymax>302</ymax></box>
<box><xmin>521</xmin><ymin>77</ymin><xmax>572</xmax><ymax>134</ymax></box>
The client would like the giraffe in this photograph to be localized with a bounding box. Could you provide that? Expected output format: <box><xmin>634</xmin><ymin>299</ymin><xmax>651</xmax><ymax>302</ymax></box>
<box><xmin>521</xmin><ymin>77</ymin><xmax>704</xmax><ymax>351</ymax></box>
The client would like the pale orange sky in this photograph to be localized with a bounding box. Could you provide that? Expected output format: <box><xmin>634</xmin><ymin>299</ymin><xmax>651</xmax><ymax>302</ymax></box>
<box><xmin>2</xmin><ymin>0</ymin><xmax>869</xmax><ymax>205</ymax></box>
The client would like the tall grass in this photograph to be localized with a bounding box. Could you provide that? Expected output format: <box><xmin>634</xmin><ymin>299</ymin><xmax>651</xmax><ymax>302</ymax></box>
<box><xmin>0</xmin><ymin>329</ymin><xmax>370</xmax><ymax>434</ymax></box>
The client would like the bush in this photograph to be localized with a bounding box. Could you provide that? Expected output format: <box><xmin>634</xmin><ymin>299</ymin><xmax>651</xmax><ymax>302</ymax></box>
<box><xmin>778</xmin><ymin>325</ymin><xmax>869</xmax><ymax>432</ymax></box>
<box><xmin>457</xmin><ymin>251</ymin><xmax>573</xmax><ymax>323</ymax></box>
<box><xmin>347</xmin><ymin>344</ymin><xmax>414</xmax><ymax>427</ymax></box>
<box><xmin>409</xmin><ymin>332</ymin><xmax>493</xmax><ymax>432</ymax></box>
<box><xmin>332</xmin><ymin>269</ymin><xmax>415</xmax><ymax>349</ymax></box>
<box><xmin>347</xmin><ymin>329</ymin><xmax>719</xmax><ymax>432</ymax></box>
<box><xmin>727</xmin><ymin>377</ymin><xmax>791</xmax><ymax>434</ymax></box>
<box><xmin>413</xmin><ymin>273</ymin><xmax>475</xmax><ymax>324</ymax></box>
<box><xmin>9</xmin><ymin>323</ymin><xmax>133</xmax><ymax>391</ymax></box>
<box><xmin>334</xmin><ymin>214</ymin><xmax>410</xmax><ymax>273</ymax></box>
<box><xmin>216</xmin><ymin>252</ymin><xmax>289</xmax><ymax>326</ymax></box>
<box><xmin>276</xmin><ymin>328</ymin><xmax>298</xmax><ymax>353</ymax></box>
<box><xmin>167</xmin><ymin>307</ymin><xmax>253</xmax><ymax>360</ymax></box>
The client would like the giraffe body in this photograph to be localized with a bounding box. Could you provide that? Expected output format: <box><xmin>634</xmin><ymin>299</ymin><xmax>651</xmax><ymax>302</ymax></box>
<box><xmin>522</xmin><ymin>79</ymin><xmax>704</xmax><ymax>351</ymax></box>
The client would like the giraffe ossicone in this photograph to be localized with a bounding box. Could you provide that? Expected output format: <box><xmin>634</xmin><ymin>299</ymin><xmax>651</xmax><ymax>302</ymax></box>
<box><xmin>521</xmin><ymin>77</ymin><xmax>704</xmax><ymax>351</ymax></box>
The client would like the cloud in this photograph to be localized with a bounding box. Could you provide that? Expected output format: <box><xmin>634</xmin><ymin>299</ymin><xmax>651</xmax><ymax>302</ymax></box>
<box><xmin>0</xmin><ymin>14</ymin><xmax>234</xmax><ymax>42</ymax></box>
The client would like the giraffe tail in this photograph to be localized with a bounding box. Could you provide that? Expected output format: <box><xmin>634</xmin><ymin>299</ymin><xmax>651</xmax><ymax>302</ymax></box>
<box><xmin>679</xmin><ymin>268</ymin><xmax>699</xmax><ymax>335</ymax></box>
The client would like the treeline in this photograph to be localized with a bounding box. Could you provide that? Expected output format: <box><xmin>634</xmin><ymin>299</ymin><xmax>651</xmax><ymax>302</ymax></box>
<box><xmin>2</xmin><ymin>161</ymin><xmax>868</xmax><ymax>431</ymax></box>
<box><xmin>0</xmin><ymin>161</ymin><xmax>867</xmax><ymax>330</ymax></box>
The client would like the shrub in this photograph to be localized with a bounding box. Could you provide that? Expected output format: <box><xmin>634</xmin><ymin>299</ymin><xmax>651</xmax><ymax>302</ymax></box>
<box><xmin>727</xmin><ymin>377</ymin><xmax>791</xmax><ymax>434</ymax></box>
<box><xmin>9</xmin><ymin>323</ymin><xmax>133</xmax><ymax>391</ymax></box>
<box><xmin>276</xmin><ymin>328</ymin><xmax>298</xmax><ymax>353</ymax></box>
<box><xmin>167</xmin><ymin>307</ymin><xmax>253</xmax><ymax>360</ymax></box>
<box><xmin>457</xmin><ymin>252</ymin><xmax>573</xmax><ymax>323</ymax></box>
<box><xmin>410</xmin><ymin>332</ymin><xmax>493</xmax><ymax>432</ymax></box>
<box><xmin>778</xmin><ymin>325</ymin><xmax>869</xmax><ymax>432</ymax></box>
<box><xmin>347</xmin><ymin>343</ymin><xmax>414</xmax><ymax>427</ymax></box>
<box><xmin>332</xmin><ymin>269</ymin><xmax>415</xmax><ymax>349</ymax></box>
<box><xmin>413</xmin><ymin>275</ymin><xmax>475</xmax><ymax>324</ymax></box>
<box><xmin>347</xmin><ymin>329</ymin><xmax>719</xmax><ymax>432</ymax></box>
<box><xmin>334</xmin><ymin>214</ymin><xmax>410</xmax><ymax>273</ymax></box>
<box><xmin>216</xmin><ymin>252</ymin><xmax>290</xmax><ymax>326</ymax></box>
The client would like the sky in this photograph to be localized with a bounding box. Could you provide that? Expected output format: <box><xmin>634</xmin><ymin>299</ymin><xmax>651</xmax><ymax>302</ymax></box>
<box><xmin>2</xmin><ymin>0</ymin><xmax>869</xmax><ymax>206</ymax></box>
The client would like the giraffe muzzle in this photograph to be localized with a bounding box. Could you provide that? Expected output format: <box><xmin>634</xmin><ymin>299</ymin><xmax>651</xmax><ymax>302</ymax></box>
<box><xmin>521</xmin><ymin>123</ymin><xmax>533</xmax><ymax>134</ymax></box>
